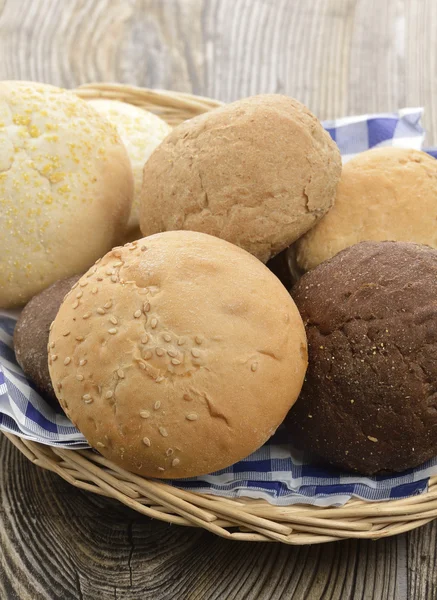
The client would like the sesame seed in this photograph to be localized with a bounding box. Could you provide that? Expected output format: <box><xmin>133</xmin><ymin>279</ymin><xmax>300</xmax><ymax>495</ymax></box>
<box><xmin>104</xmin><ymin>301</ymin><xmax>112</xmax><ymax>309</ymax></box>
<box><xmin>49</xmin><ymin>321</ymin><xmax>54</xmax><ymax>331</ymax></box>
<box><xmin>141</xmin><ymin>246</ymin><xmax>147</xmax><ymax>251</ymax></box>
<box><xmin>151</xmin><ymin>318</ymin><xmax>158</xmax><ymax>329</ymax></box>
<box><xmin>105</xmin><ymin>390</ymin><xmax>113</xmax><ymax>399</ymax></box>
<box><xmin>141</xmin><ymin>335</ymin><xmax>149</xmax><ymax>344</ymax></box>
<box><xmin>156</xmin><ymin>348</ymin><xmax>164</xmax><ymax>357</ymax></box>
<box><xmin>79</xmin><ymin>281</ymin><xmax>88</xmax><ymax>288</ymax></box>
<box><xmin>79</xmin><ymin>359</ymin><xmax>87</xmax><ymax>366</ymax></box>
<box><xmin>96</xmin><ymin>442</ymin><xmax>105</xmax><ymax>448</ymax></box>
<box><xmin>117</xmin><ymin>369</ymin><xmax>125</xmax><ymax>378</ymax></box>
<box><xmin>143</xmin><ymin>302</ymin><xmax>151</xmax><ymax>313</ymax></box>
<box><xmin>143</xmin><ymin>350</ymin><xmax>152</xmax><ymax>360</ymax></box>
<box><xmin>91</xmin><ymin>287</ymin><xmax>98</xmax><ymax>294</ymax></box>
<box><xmin>154</xmin><ymin>401</ymin><xmax>161</xmax><ymax>410</ymax></box>
<box><xmin>368</xmin><ymin>436</ymin><xmax>378</xmax><ymax>443</ymax></box>
<box><xmin>97</xmin><ymin>277</ymin><xmax>103</xmax><ymax>282</ymax></box>
<box><xmin>57</xmin><ymin>382</ymin><xmax>62</xmax><ymax>391</ymax></box>
<box><xmin>142</xmin><ymin>437</ymin><xmax>151</xmax><ymax>447</ymax></box>
<box><xmin>159</xmin><ymin>427</ymin><xmax>168</xmax><ymax>437</ymax></box>
<box><xmin>51</xmin><ymin>354</ymin><xmax>58</xmax><ymax>361</ymax></box>
<box><xmin>50</xmin><ymin>341</ymin><xmax>55</xmax><ymax>348</ymax></box>
<box><xmin>72</xmin><ymin>282</ymin><xmax>79</xmax><ymax>289</ymax></box>
<box><xmin>191</xmin><ymin>348</ymin><xmax>200</xmax><ymax>358</ymax></box>
<box><xmin>109</xmin><ymin>316</ymin><xmax>118</xmax><ymax>325</ymax></box>
<box><xmin>64</xmin><ymin>357</ymin><xmax>71</xmax><ymax>365</ymax></box>
<box><xmin>195</xmin><ymin>336</ymin><xmax>202</xmax><ymax>345</ymax></box>
<box><xmin>140</xmin><ymin>410</ymin><xmax>150</xmax><ymax>419</ymax></box>
<box><xmin>108</xmin><ymin>328</ymin><xmax>118</xmax><ymax>335</ymax></box>
<box><xmin>72</xmin><ymin>300</ymin><xmax>79</xmax><ymax>309</ymax></box>
<box><xmin>111</xmin><ymin>275</ymin><xmax>118</xmax><ymax>283</ymax></box>
<box><xmin>186</xmin><ymin>413</ymin><xmax>198</xmax><ymax>421</ymax></box>
<box><xmin>76</xmin><ymin>291</ymin><xmax>83</xmax><ymax>299</ymax></box>
<box><xmin>83</xmin><ymin>312</ymin><xmax>91</xmax><ymax>319</ymax></box>
<box><xmin>163</xmin><ymin>333</ymin><xmax>172</xmax><ymax>342</ymax></box>
<box><xmin>177</xmin><ymin>337</ymin><xmax>185</xmax><ymax>346</ymax></box>
<box><xmin>106</xmin><ymin>269</ymin><xmax>114</xmax><ymax>276</ymax></box>
<box><xmin>171</xmin><ymin>359</ymin><xmax>181</xmax><ymax>366</ymax></box>
<box><xmin>97</xmin><ymin>307</ymin><xmax>105</xmax><ymax>315</ymax></box>
<box><xmin>251</xmin><ymin>362</ymin><xmax>258</xmax><ymax>372</ymax></box>
<box><xmin>86</xmin><ymin>271</ymin><xmax>93</xmax><ymax>278</ymax></box>
<box><xmin>76</xmin><ymin>374</ymin><xmax>84</xmax><ymax>381</ymax></box>
<box><xmin>95</xmin><ymin>258</ymin><xmax>102</xmax><ymax>265</ymax></box>
<box><xmin>63</xmin><ymin>331</ymin><xmax>70</xmax><ymax>337</ymax></box>
<box><xmin>83</xmin><ymin>394</ymin><xmax>93</xmax><ymax>403</ymax></box>
<box><xmin>113</xmin><ymin>262</ymin><xmax>123</xmax><ymax>268</ymax></box>
<box><xmin>167</xmin><ymin>349</ymin><xmax>177</xmax><ymax>357</ymax></box>
<box><xmin>172</xmin><ymin>458</ymin><xmax>180</xmax><ymax>467</ymax></box>
<box><xmin>113</xmin><ymin>251</ymin><xmax>121</xmax><ymax>258</ymax></box>
<box><xmin>75</xmin><ymin>336</ymin><xmax>84</xmax><ymax>342</ymax></box>
<box><xmin>138</xmin><ymin>361</ymin><xmax>146</xmax><ymax>369</ymax></box>
<box><xmin>158</xmin><ymin>467</ymin><xmax>165</xmax><ymax>472</ymax></box>
<box><xmin>134</xmin><ymin>310</ymin><xmax>141</xmax><ymax>318</ymax></box>
<box><xmin>155</xmin><ymin>376</ymin><xmax>165</xmax><ymax>383</ymax></box>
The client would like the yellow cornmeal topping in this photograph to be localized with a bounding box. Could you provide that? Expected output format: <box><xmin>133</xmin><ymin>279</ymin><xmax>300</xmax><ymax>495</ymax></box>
<box><xmin>0</xmin><ymin>83</ymin><xmax>124</xmax><ymax>288</ymax></box>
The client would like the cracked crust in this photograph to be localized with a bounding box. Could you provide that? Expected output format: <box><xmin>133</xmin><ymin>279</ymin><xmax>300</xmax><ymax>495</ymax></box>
<box><xmin>48</xmin><ymin>231</ymin><xmax>307</xmax><ymax>479</ymax></box>
<box><xmin>0</xmin><ymin>81</ymin><xmax>134</xmax><ymax>307</ymax></box>
<box><xmin>296</xmin><ymin>147</ymin><xmax>437</xmax><ymax>271</ymax></box>
<box><xmin>139</xmin><ymin>94</ymin><xmax>341</xmax><ymax>263</ymax></box>
<box><xmin>286</xmin><ymin>240</ymin><xmax>437</xmax><ymax>474</ymax></box>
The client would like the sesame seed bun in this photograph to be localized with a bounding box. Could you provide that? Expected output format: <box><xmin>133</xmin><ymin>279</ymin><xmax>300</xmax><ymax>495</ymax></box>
<box><xmin>139</xmin><ymin>94</ymin><xmax>341</xmax><ymax>263</ymax></box>
<box><xmin>48</xmin><ymin>231</ymin><xmax>307</xmax><ymax>479</ymax></box>
<box><xmin>0</xmin><ymin>81</ymin><xmax>134</xmax><ymax>308</ymax></box>
<box><xmin>88</xmin><ymin>99</ymin><xmax>171</xmax><ymax>238</ymax></box>
<box><xmin>296</xmin><ymin>147</ymin><xmax>437</xmax><ymax>271</ymax></box>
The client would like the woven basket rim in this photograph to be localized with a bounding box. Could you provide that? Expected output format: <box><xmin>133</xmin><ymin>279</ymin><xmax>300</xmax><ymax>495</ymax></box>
<box><xmin>4</xmin><ymin>84</ymin><xmax>436</xmax><ymax>545</ymax></box>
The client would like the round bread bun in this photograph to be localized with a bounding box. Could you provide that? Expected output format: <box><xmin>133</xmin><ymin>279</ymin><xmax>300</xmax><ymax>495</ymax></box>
<box><xmin>0</xmin><ymin>81</ymin><xmax>134</xmax><ymax>308</ymax></box>
<box><xmin>286</xmin><ymin>240</ymin><xmax>437</xmax><ymax>475</ymax></box>
<box><xmin>88</xmin><ymin>99</ymin><xmax>171</xmax><ymax>238</ymax></box>
<box><xmin>139</xmin><ymin>94</ymin><xmax>341</xmax><ymax>263</ymax></box>
<box><xmin>48</xmin><ymin>231</ymin><xmax>308</xmax><ymax>479</ymax></box>
<box><xmin>296</xmin><ymin>147</ymin><xmax>437</xmax><ymax>271</ymax></box>
<box><xmin>14</xmin><ymin>275</ymin><xmax>81</xmax><ymax>408</ymax></box>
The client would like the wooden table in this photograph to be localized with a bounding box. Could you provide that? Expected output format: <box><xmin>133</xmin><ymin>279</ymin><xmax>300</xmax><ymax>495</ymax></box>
<box><xmin>1</xmin><ymin>1</ymin><xmax>436</xmax><ymax>598</ymax></box>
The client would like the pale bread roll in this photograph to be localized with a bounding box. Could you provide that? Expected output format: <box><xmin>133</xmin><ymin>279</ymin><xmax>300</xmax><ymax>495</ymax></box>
<box><xmin>0</xmin><ymin>81</ymin><xmax>133</xmax><ymax>307</ymax></box>
<box><xmin>139</xmin><ymin>94</ymin><xmax>342</xmax><ymax>263</ymax></box>
<box><xmin>88</xmin><ymin>99</ymin><xmax>171</xmax><ymax>237</ymax></box>
<box><xmin>296</xmin><ymin>147</ymin><xmax>437</xmax><ymax>271</ymax></box>
<box><xmin>48</xmin><ymin>231</ymin><xmax>308</xmax><ymax>479</ymax></box>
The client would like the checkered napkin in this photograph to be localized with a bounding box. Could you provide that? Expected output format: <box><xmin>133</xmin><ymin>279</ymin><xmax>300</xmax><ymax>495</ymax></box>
<box><xmin>1</xmin><ymin>107</ymin><xmax>435</xmax><ymax>506</ymax></box>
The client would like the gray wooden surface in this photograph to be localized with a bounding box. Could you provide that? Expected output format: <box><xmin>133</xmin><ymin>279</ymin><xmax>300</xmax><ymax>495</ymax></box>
<box><xmin>0</xmin><ymin>1</ymin><xmax>436</xmax><ymax>598</ymax></box>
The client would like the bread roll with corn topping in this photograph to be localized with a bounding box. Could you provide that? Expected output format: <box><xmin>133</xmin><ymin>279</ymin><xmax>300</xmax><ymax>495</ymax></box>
<box><xmin>0</xmin><ymin>81</ymin><xmax>133</xmax><ymax>307</ymax></box>
<box><xmin>48</xmin><ymin>231</ymin><xmax>308</xmax><ymax>479</ymax></box>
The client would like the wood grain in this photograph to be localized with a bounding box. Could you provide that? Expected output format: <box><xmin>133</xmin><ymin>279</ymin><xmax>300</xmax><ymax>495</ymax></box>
<box><xmin>0</xmin><ymin>0</ymin><xmax>437</xmax><ymax>598</ymax></box>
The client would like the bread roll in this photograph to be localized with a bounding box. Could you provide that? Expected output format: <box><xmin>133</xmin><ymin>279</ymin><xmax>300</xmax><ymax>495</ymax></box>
<box><xmin>0</xmin><ymin>81</ymin><xmax>133</xmax><ymax>307</ymax></box>
<box><xmin>140</xmin><ymin>94</ymin><xmax>341</xmax><ymax>263</ymax></box>
<box><xmin>14</xmin><ymin>275</ymin><xmax>81</xmax><ymax>407</ymax></box>
<box><xmin>88</xmin><ymin>99</ymin><xmax>171</xmax><ymax>237</ymax></box>
<box><xmin>296</xmin><ymin>148</ymin><xmax>437</xmax><ymax>271</ymax></box>
<box><xmin>48</xmin><ymin>231</ymin><xmax>308</xmax><ymax>478</ymax></box>
<box><xmin>287</xmin><ymin>240</ymin><xmax>437</xmax><ymax>474</ymax></box>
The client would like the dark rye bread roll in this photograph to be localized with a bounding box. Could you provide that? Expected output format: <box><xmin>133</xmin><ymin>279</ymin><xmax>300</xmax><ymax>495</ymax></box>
<box><xmin>14</xmin><ymin>275</ymin><xmax>81</xmax><ymax>407</ymax></box>
<box><xmin>286</xmin><ymin>241</ymin><xmax>437</xmax><ymax>474</ymax></box>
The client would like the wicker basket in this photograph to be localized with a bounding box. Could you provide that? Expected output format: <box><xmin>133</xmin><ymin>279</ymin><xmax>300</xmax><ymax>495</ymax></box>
<box><xmin>4</xmin><ymin>83</ymin><xmax>437</xmax><ymax>545</ymax></box>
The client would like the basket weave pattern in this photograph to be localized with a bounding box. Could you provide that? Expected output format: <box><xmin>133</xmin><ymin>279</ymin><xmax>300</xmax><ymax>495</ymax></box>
<box><xmin>4</xmin><ymin>84</ymin><xmax>437</xmax><ymax>545</ymax></box>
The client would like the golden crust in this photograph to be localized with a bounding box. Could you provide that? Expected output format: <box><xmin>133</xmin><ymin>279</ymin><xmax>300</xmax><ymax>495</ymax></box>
<box><xmin>296</xmin><ymin>147</ymin><xmax>437</xmax><ymax>271</ymax></box>
<box><xmin>48</xmin><ymin>231</ymin><xmax>307</xmax><ymax>479</ymax></box>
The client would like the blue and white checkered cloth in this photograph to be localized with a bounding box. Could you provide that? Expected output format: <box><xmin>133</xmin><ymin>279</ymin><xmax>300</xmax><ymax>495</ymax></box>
<box><xmin>1</xmin><ymin>107</ymin><xmax>436</xmax><ymax>506</ymax></box>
